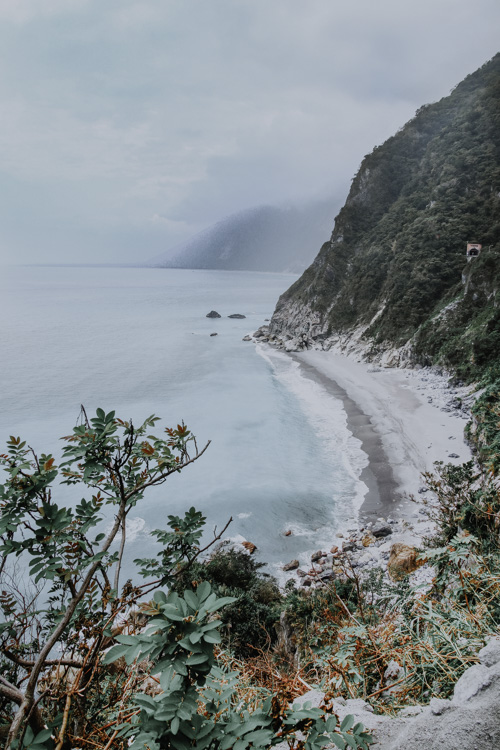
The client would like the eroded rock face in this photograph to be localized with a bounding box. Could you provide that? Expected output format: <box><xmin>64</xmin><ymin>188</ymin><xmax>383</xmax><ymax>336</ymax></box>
<box><xmin>478</xmin><ymin>636</ymin><xmax>500</xmax><ymax>668</ymax></box>
<box><xmin>383</xmin><ymin>645</ymin><xmax>500</xmax><ymax>750</ymax></box>
<box><xmin>253</xmin><ymin>325</ymin><xmax>270</xmax><ymax>339</ymax></box>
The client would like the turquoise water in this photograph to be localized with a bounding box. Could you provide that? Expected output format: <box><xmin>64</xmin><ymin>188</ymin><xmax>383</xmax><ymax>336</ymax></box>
<box><xmin>0</xmin><ymin>266</ymin><xmax>366</xmax><ymax>581</ymax></box>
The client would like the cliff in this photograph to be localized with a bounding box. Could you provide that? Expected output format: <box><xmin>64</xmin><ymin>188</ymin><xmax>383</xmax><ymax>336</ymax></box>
<box><xmin>270</xmin><ymin>53</ymin><xmax>500</xmax><ymax>381</ymax></box>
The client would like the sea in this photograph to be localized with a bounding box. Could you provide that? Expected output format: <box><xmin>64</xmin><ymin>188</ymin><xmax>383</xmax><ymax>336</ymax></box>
<box><xmin>0</xmin><ymin>265</ymin><xmax>368</xmax><ymax>583</ymax></box>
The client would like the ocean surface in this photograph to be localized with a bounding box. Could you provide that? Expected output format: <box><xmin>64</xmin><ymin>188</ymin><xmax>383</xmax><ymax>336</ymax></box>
<box><xmin>0</xmin><ymin>266</ymin><xmax>367</xmax><ymax>582</ymax></box>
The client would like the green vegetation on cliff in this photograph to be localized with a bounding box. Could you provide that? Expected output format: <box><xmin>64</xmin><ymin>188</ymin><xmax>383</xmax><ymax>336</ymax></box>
<box><xmin>272</xmin><ymin>53</ymin><xmax>500</xmax><ymax>380</ymax></box>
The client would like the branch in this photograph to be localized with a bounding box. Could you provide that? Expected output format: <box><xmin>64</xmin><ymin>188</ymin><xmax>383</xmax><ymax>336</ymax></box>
<box><xmin>0</xmin><ymin>678</ymin><xmax>45</xmax><ymax>736</ymax></box>
<box><xmin>123</xmin><ymin>440</ymin><xmax>211</xmax><ymax>503</ymax></box>
<box><xmin>3</xmin><ymin>649</ymin><xmax>83</xmax><ymax>669</ymax></box>
<box><xmin>113</xmin><ymin>516</ymin><xmax>127</xmax><ymax>594</ymax></box>
<box><xmin>6</xmin><ymin>499</ymin><xmax>127</xmax><ymax>748</ymax></box>
<box><xmin>0</xmin><ymin>677</ymin><xmax>23</xmax><ymax>705</ymax></box>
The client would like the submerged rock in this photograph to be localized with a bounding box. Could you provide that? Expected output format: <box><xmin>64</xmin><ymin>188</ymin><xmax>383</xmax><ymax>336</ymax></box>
<box><xmin>228</xmin><ymin>313</ymin><xmax>246</xmax><ymax>318</ymax></box>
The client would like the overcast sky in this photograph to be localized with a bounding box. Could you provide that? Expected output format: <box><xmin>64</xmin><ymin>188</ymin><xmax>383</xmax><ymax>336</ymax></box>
<box><xmin>0</xmin><ymin>0</ymin><xmax>498</xmax><ymax>265</ymax></box>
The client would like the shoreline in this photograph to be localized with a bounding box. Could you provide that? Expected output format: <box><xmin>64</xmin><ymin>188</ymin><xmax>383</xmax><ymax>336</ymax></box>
<box><xmin>290</xmin><ymin>353</ymin><xmax>400</xmax><ymax>523</ymax></box>
<box><xmin>291</xmin><ymin>349</ymin><xmax>474</xmax><ymax>547</ymax></box>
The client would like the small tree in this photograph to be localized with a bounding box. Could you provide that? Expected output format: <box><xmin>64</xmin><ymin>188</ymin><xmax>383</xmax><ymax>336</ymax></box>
<box><xmin>0</xmin><ymin>409</ymin><xmax>370</xmax><ymax>750</ymax></box>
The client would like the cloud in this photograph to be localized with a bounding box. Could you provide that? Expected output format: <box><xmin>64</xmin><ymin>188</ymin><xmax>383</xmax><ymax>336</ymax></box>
<box><xmin>0</xmin><ymin>0</ymin><xmax>499</xmax><ymax>263</ymax></box>
<box><xmin>0</xmin><ymin>0</ymin><xmax>89</xmax><ymax>24</ymax></box>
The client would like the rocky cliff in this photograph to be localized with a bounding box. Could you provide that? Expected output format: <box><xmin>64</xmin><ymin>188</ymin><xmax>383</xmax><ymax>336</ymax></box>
<box><xmin>270</xmin><ymin>53</ymin><xmax>500</xmax><ymax>380</ymax></box>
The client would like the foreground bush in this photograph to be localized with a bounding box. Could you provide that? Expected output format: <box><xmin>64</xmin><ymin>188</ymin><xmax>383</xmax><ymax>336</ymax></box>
<box><xmin>0</xmin><ymin>409</ymin><xmax>370</xmax><ymax>750</ymax></box>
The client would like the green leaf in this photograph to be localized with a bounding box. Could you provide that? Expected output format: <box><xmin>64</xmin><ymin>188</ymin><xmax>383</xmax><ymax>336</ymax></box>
<box><xmin>186</xmin><ymin>653</ymin><xmax>208</xmax><ymax>665</ymax></box>
<box><xmin>343</xmin><ymin>734</ymin><xmax>358</xmax><ymax>750</ymax></box>
<box><xmin>196</xmin><ymin>580</ymin><xmax>211</xmax><ymax>601</ymax></box>
<box><xmin>340</xmin><ymin>715</ymin><xmax>354</xmax><ymax>732</ymax></box>
<box><xmin>183</xmin><ymin>589</ymin><xmax>199</xmax><ymax>610</ymax></box>
<box><xmin>330</xmin><ymin>735</ymin><xmax>346</xmax><ymax>750</ymax></box>
<box><xmin>102</xmin><ymin>643</ymin><xmax>130</xmax><ymax>663</ymax></box>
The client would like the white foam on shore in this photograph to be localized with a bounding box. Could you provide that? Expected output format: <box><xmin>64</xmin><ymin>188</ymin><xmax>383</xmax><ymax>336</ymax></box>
<box><xmin>257</xmin><ymin>344</ymin><xmax>369</xmax><ymax>519</ymax></box>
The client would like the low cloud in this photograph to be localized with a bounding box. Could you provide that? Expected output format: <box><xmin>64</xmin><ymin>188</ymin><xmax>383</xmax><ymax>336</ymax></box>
<box><xmin>0</xmin><ymin>0</ymin><xmax>499</xmax><ymax>263</ymax></box>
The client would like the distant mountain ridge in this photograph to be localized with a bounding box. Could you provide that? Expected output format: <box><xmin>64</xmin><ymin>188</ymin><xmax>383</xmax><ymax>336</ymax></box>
<box><xmin>149</xmin><ymin>198</ymin><xmax>341</xmax><ymax>274</ymax></box>
<box><xmin>269</xmin><ymin>53</ymin><xmax>500</xmax><ymax>381</ymax></box>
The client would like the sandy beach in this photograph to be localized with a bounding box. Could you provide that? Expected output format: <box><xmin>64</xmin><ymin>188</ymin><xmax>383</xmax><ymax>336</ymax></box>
<box><xmin>293</xmin><ymin>350</ymin><xmax>474</xmax><ymax>536</ymax></box>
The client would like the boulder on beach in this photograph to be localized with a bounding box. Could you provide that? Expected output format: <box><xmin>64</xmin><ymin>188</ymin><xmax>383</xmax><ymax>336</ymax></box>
<box><xmin>228</xmin><ymin>313</ymin><xmax>246</xmax><ymax>319</ymax></box>
<box><xmin>253</xmin><ymin>326</ymin><xmax>270</xmax><ymax>338</ymax></box>
<box><xmin>362</xmin><ymin>532</ymin><xmax>376</xmax><ymax>547</ymax></box>
<box><xmin>241</xmin><ymin>541</ymin><xmax>257</xmax><ymax>555</ymax></box>
<box><xmin>388</xmin><ymin>543</ymin><xmax>423</xmax><ymax>580</ymax></box>
<box><xmin>206</xmin><ymin>310</ymin><xmax>221</xmax><ymax>318</ymax></box>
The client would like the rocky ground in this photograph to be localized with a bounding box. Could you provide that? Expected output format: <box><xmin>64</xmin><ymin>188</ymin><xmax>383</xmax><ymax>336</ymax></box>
<box><xmin>280</xmin><ymin>511</ymin><xmax>435</xmax><ymax>592</ymax></box>
<box><xmin>274</xmin><ymin>637</ymin><xmax>500</xmax><ymax>750</ymax></box>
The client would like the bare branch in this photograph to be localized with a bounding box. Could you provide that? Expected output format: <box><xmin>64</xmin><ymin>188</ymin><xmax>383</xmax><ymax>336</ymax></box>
<box><xmin>3</xmin><ymin>648</ymin><xmax>83</xmax><ymax>669</ymax></box>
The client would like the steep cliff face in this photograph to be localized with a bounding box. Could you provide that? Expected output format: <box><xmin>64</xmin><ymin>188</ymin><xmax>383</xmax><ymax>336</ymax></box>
<box><xmin>270</xmin><ymin>53</ymin><xmax>500</xmax><ymax>379</ymax></box>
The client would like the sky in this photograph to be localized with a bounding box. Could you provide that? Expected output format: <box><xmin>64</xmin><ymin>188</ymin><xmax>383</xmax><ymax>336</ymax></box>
<box><xmin>0</xmin><ymin>0</ymin><xmax>499</xmax><ymax>265</ymax></box>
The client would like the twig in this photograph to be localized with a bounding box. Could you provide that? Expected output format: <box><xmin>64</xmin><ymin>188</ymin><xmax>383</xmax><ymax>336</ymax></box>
<box><xmin>365</xmin><ymin>672</ymin><xmax>414</xmax><ymax>700</ymax></box>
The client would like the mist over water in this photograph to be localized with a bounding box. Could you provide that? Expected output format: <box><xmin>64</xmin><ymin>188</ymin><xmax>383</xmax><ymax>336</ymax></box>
<box><xmin>0</xmin><ymin>266</ymin><xmax>367</xmax><ymax>582</ymax></box>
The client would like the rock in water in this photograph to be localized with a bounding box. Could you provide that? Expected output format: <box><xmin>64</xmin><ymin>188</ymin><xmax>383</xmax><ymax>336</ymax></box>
<box><xmin>283</xmin><ymin>559</ymin><xmax>299</xmax><ymax>571</ymax></box>
<box><xmin>210</xmin><ymin>332</ymin><xmax>218</xmax><ymax>336</ymax></box>
<box><xmin>372</xmin><ymin>522</ymin><xmax>393</xmax><ymax>538</ymax></box>
<box><xmin>206</xmin><ymin>310</ymin><xmax>221</xmax><ymax>318</ymax></box>
<box><xmin>228</xmin><ymin>313</ymin><xmax>246</xmax><ymax>318</ymax></box>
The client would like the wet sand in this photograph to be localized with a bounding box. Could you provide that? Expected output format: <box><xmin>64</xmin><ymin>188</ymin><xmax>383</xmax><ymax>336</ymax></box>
<box><xmin>293</xmin><ymin>350</ymin><xmax>473</xmax><ymax>523</ymax></box>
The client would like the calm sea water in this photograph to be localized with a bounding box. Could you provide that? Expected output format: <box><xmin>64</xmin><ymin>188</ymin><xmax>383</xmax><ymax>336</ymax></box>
<box><xmin>0</xmin><ymin>266</ymin><xmax>367</xmax><ymax>582</ymax></box>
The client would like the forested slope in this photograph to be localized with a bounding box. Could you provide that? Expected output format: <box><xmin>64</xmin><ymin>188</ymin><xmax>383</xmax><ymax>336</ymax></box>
<box><xmin>270</xmin><ymin>53</ymin><xmax>500</xmax><ymax>381</ymax></box>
